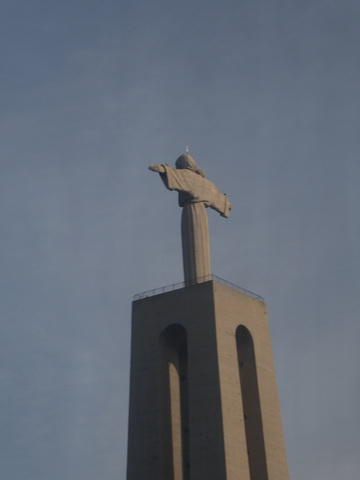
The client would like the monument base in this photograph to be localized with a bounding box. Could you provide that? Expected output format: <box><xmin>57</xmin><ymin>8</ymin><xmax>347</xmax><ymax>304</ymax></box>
<box><xmin>126</xmin><ymin>280</ymin><xmax>289</xmax><ymax>480</ymax></box>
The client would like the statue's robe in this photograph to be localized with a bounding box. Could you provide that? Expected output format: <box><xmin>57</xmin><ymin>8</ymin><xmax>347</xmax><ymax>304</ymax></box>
<box><xmin>160</xmin><ymin>165</ymin><xmax>231</xmax><ymax>284</ymax></box>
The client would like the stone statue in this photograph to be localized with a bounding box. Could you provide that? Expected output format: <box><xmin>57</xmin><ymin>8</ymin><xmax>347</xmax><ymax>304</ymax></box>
<box><xmin>149</xmin><ymin>154</ymin><xmax>231</xmax><ymax>285</ymax></box>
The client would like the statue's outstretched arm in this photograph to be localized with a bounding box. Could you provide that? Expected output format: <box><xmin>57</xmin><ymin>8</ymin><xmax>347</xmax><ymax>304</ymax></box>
<box><xmin>149</xmin><ymin>164</ymin><xmax>166</xmax><ymax>173</ymax></box>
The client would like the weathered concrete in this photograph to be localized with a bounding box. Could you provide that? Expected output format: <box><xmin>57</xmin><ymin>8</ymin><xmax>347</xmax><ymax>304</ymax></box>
<box><xmin>126</xmin><ymin>280</ymin><xmax>289</xmax><ymax>480</ymax></box>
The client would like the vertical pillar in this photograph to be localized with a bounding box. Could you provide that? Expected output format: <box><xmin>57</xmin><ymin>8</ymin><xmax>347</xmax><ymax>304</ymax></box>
<box><xmin>126</xmin><ymin>280</ymin><xmax>289</xmax><ymax>480</ymax></box>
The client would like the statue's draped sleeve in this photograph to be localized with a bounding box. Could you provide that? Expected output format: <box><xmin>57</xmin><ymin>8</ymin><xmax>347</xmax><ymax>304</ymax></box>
<box><xmin>160</xmin><ymin>165</ymin><xmax>231</xmax><ymax>218</ymax></box>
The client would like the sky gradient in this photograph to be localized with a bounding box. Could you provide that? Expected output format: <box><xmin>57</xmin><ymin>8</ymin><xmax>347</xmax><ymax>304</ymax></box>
<box><xmin>1</xmin><ymin>1</ymin><xmax>359</xmax><ymax>479</ymax></box>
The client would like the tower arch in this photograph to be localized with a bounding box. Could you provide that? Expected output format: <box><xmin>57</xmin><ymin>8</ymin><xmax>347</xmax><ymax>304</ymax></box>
<box><xmin>160</xmin><ymin>324</ymin><xmax>190</xmax><ymax>480</ymax></box>
<box><xmin>236</xmin><ymin>325</ymin><xmax>268</xmax><ymax>480</ymax></box>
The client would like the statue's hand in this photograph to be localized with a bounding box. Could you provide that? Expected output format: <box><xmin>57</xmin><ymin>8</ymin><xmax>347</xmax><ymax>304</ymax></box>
<box><xmin>220</xmin><ymin>196</ymin><xmax>232</xmax><ymax>218</ymax></box>
<box><xmin>148</xmin><ymin>164</ymin><xmax>166</xmax><ymax>173</ymax></box>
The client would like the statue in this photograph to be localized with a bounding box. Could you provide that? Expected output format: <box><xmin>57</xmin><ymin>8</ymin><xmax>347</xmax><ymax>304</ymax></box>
<box><xmin>149</xmin><ymin>154</ymin><xmax>231</xmax><ymax>285</ymax></box>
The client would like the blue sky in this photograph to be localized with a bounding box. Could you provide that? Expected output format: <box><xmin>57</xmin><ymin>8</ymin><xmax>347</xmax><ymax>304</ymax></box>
<box><xmin>1</xmin><ymin>1</ymin><xmax>359</xmax><ymax>479</ymax></box>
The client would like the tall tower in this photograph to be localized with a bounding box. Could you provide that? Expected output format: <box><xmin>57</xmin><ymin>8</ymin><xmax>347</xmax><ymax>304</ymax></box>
<box><xmin>126</xmin><ymin>155</ymin><xmax>289</xmax><ymax>480</ymax></box>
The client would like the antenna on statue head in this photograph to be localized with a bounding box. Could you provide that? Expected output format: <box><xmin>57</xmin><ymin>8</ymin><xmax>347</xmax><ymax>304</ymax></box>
<box><xmin>185</xmin><ymin>145</ymin><xmax>189</xmax><ymax>154</ymax></box>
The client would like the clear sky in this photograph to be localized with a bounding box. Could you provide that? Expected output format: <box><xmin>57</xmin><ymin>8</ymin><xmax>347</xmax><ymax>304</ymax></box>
<box><xmin>1</xmin><ymin>0</ymin><xmax>359</xmax><ymax>479</ymax></box>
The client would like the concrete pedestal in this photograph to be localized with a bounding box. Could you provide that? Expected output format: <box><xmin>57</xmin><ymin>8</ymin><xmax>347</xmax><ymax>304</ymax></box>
<box><xmin>126</xmin><ymin>280</ymin><xmax>289</xmax><ymax>480</ymax></box>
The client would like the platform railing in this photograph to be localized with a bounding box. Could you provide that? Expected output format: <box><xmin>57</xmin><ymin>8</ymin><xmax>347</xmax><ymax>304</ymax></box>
<box><xmin>133</xmin><ymin>274</ymin><xmax>264</xmax><ymax>302</ymax></box>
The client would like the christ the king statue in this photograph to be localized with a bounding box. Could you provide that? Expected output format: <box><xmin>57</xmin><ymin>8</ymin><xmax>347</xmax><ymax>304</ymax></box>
<box><xmin>149</xmin><ymin>154</ymin><xmax>231</xmax><ymax>285</ymax></box>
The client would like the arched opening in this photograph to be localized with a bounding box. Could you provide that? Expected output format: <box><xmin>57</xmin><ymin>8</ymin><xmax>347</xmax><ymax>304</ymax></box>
<box><xmin>236</xmin><ymin>325</ymin><xmax>268</xmax><ymax>480</ymax></box>
<box><xmin>160</xmin><ymin>324</ymin><xmax>190</xmax><ymax>480</ymax></box>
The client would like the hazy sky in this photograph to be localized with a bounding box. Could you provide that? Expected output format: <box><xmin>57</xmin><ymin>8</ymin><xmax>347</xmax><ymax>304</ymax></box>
<box><xmin>1</xmin><ymin>1</ymin><xmax>359</xmax><ymax>479</ymax></box>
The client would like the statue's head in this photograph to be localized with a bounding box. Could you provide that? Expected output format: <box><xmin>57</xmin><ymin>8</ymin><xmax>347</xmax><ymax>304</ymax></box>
<box><xmin>175</xmin><ymin>154</ymin><xmax>205</xmax><ymax>177</ymax></box>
